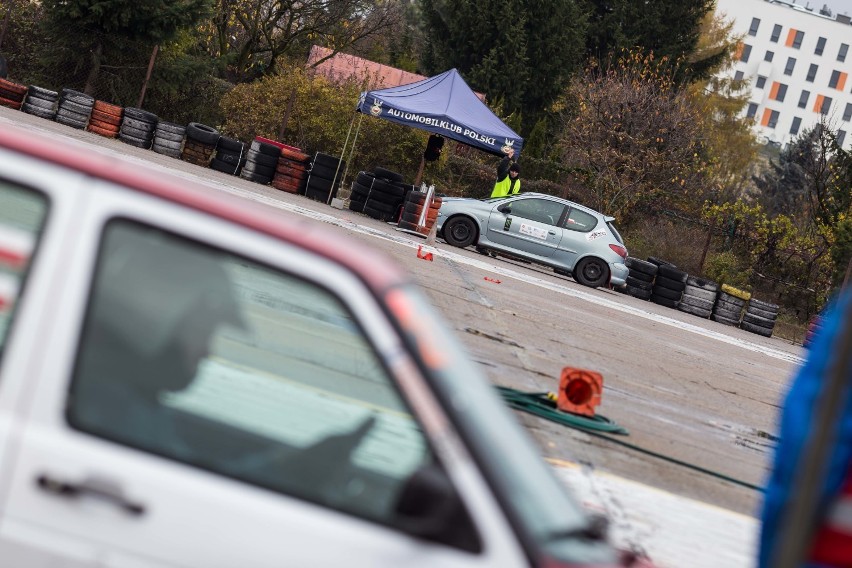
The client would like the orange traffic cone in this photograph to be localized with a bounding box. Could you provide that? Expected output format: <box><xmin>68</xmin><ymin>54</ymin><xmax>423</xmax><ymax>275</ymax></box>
<box><xmin>556</xmin><ymin>367</ymin><xmax>603</xmax><ymax>417</ymax></box>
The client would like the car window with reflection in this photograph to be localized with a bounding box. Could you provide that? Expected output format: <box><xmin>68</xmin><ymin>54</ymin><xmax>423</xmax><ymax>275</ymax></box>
<box><xmin>510</xmin><ymin>199</ymin><xmax>565</xmax><ymax>226</ymax></box>
<box><xmin>563</xmin><ymin>208</ymin><xmax>598</xmax><ymax>233</ymax></box>
<box><xmin>0</xmin><ymin>180</ymin><xmax>47</xmax><ymax>357</ymax></box>
<box><xmin>67</xmin><ymin>219</ymin><xmax>462</xmax><ymax>535</ymax></box>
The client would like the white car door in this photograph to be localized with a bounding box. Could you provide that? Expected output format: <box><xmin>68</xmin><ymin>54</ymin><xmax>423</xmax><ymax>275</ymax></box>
<box><xmin>486</xmin><ymin>197</ymin><xmax>565</xmax><ymax>258</ymax></box>
<box><xmin>0</xmin><ymin>179</ymin><xmax>527</xmax><ymax>568</ymax></box>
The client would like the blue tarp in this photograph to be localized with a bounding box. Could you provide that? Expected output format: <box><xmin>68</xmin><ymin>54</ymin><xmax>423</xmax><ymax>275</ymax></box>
<box><xmin>357</xmin><ymin>69</ymin><xmax>523</xmax><ymax>157</ymax></box>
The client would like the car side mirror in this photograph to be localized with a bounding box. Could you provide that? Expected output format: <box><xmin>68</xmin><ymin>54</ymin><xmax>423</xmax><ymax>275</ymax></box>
<box><xmin>393</xmin><ymin>463</ymin><xmax>481</xmax><ymax>552</ymax></box>
<box><xmin>497</xmin><ymin>204</ymin><xmax>512</xmax><ymax>214</ymax></box>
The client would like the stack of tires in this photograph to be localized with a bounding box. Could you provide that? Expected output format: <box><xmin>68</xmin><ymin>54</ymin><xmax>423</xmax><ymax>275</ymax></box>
<box><xmin>741</xmin><ymin>298</ymin><xmax>779</xmax><ymax>337</ymax></box>
<box><xmin>348</xmin><ymin>169</ymin><xmax>410</xmax><ymax>221</ymax></box>
<box><xmin>210</xmin><ymin>136</ymin><xmax>246</xmax><ymax>176</ymax></box>
<box><xmin>623</xmin><ymin>257</ymin><xmax>657</xmax><ymax>300</ymax></box>
<box><xmin>305</xmin><ymin>153</ymin><xmax>346</xmax><ymax>203</ymax></box>
<box><xmin>650</xmin><ymin>261</ymin><xmax>687</xmax><ymax>308</ymax></box>
<box><xmin>119</xmin><ymin>108</ymin><xmax>157</xmax><ymax>148</ymax></box>
<box><xmin>711</xmin><ymin>286</ymin><xmax>747</xmax><ymax>326</ymax></box>
<box><xmin>152</xmin><ymin>122</ymin><xmax>185</xmax><ymax>158</ymax></box>
<box><xmin>86</xmin><ymin>100</ymin><xmax>123</xmax><ymax>138</ymax></box>
<box><xmin>181</xmin><ymin>122</ymin><xmax>219</xmax><ymax>167</ymax></box>
<box><xmin>22</xmin><ymin>86</ymin><xmax>59</xmax><ymax>120</ymax></box>
<box><xmin>239</xmin><ymin>139</ymin><xmax>280</xmax><ymax>184</ymax></box>
<box><xmin>398</xmin><ymin>190</ymin><xmax>442</xmax><ymax>234</ymax></box>
<box><xmin>56</xmin><ymin>89</ymin><xmax>94</xmax><ymax>129</ymax></box>
<box><xmin>0</xmin><ymin>78</ymin><xmax>26</xmax><ymax>110</ymax></box>
<box><xmin>677</xmin><ymin>276</ymin><xmax>718</xmax><ymax>318</ymax></box>
<box><xmin>271</xmin><ymin>147</ymin><xmax>310</xmax><ymax>193</ymax></box>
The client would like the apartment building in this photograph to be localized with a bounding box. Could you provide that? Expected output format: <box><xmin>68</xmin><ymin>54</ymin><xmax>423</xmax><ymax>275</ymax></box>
<box><xmin>715</xmin><ymin>0</ymin><xmax>852</xmax><ymax>150</ymax></box>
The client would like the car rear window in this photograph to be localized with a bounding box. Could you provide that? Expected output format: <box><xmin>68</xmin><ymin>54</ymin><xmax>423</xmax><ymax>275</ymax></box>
<box><xmin>0</xmin><ymin>180</ymin><xmax>48</xmax><ymax>358</ymax></box>
<box><xmin>563</xmin><ymin>208</ymin><xmax>597</xmax><ymax>232</ymax></box>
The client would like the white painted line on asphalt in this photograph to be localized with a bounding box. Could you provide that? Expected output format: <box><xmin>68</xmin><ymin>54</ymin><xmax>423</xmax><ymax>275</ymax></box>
<box><xmin>550</xmin><ymin>459</ymin><xmax>757</xmax><ymax>568</ymax></box>
<box><xmin>5</xmin><ymin>114</ymin><xmax>803</xmax><ymax>366</ymax></box>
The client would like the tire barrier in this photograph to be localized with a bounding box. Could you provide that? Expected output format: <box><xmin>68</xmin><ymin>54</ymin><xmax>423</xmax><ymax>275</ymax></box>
<box><xmin>55</xmin><ymin>88</ymin><xmax>94</xmax><ymax>130</ymax></box>
<box><xmin>271</xmin><ymin>147</ymin><xmax>310</xmax><ymax>193</ymax></box>
<box><xmin>305</xmin><ymin>152</ymin><xmax>345</xmax><ymax>202</ymax></box>
<box><xmin>650</xmin><ymin>259</ymin><xmax>686</xmax><ymax>309</ymax></box>
<box><xmin>623</xmin><ymin>257</ymin><xmax>656</xmax><ymax>300</ymax></box>
<box><xmin>0</xmin><ymin>78</ymin><xmax>27</xmax><ymax>110</ymax></box>
<box><xmin>22</xmin><ymin>86</ymin><xmax>59</xmax><ymax>120</ymax></box>
<box><xmin>87</xmin><ymin>100</ymin><xmax>123</xmax><ymax>138</ymax></box>
<box><xmin>711</xmin><ymin>290</ymin><xmax>745</xmax><ymax>326</ymax></box>
<box><xmin>741</xmin><ymin>297</ymin><xmax>779</xmax><ymax>337</ymax></box>
<box><xmin>397</xmin><ymin>190</ymin><xmax>441</xmax><ymax>234</ymax></box>
<box><xmin>152</xmin><ymin>121</ymin><xmax>185</xmax><ymax>158</ymax></box>
<box><xmin>210</xmin><ymin>136</ymin><xmax>246</xmax><ymax>176</ymax></box>
<box><xmin>349</xmin><ymin>170</ymin><xmax>414</xmax><ymax>222</ymax></box>
<box><xmin>182</xmin><ymin>122</ymin><xmax>219</xmax><ymax>167</ymax></box>
<box><xmin>119</xmin><ymin>107</ymin><xmax>157</xmax><ymax>148</ymax></box>
<box><xmin>239</xmin><ymin>139</ymin><xmax>280</xmax><ymax>185</ymax></box>
<box><xmin>677</xmin><ymin>275</ymin><xmax>718</xmax><ymax>319</ymax></box>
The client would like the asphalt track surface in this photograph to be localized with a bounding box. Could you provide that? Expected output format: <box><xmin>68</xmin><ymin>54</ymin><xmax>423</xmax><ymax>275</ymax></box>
<box><xmin>1</xmin><ymin>106</ymin><xmax>805</xmax><ymax>566</ymax></box>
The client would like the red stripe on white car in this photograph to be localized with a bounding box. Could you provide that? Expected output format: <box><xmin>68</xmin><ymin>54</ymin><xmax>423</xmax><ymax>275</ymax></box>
<box><xmin>0</xmin><ymin>224</ymin><xmax>34</xmax><ymax>270</ymax></box>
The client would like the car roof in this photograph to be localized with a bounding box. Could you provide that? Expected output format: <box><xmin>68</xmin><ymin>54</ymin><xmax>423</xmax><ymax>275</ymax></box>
<box><xmin>0</xmin><ymin>124</ymin><xmax>408</xmax><ymax>292</ymax></box>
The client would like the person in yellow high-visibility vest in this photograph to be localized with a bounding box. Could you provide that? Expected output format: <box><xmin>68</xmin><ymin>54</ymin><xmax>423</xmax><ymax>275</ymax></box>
<box><xmin>490</xmin><ymin>149</ymin><xmax>521</xmax><ymax>197</ymax></box>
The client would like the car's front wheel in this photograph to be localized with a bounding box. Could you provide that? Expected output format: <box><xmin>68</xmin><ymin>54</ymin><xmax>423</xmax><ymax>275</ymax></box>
<box><xmin>573</xmin><ymin>257</ymin><xmax>609</xmax><ymax>288</ymax></box>
<box><xmin>443</xmin><ymin>216</ymin><xmax>477</xmax><ymax>248</ymax></box>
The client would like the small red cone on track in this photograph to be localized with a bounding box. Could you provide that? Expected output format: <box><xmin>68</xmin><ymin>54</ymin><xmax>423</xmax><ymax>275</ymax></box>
<box><xmin>484</xmin><ymin>277</ymin><xmax>501</xmax><ymax>284</ymax></box>
<box><xmin>416</xmin><ymin>245</ymin><xmax>433</xmax><ymax>261</ymax></box>
<box><xmin>557</xmin><ymin>367</ymin><xmax>603</xmax><ymax>417</ymax></box>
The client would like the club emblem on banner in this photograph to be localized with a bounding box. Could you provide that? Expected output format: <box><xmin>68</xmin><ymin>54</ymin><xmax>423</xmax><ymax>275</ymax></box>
<box><xmin>370</xmin><ymin>99</ymin><xmax>383</xmax><ymax>116</ymax></box>
<box><xmin>501</xmin><ymin>139</ymin><xmax>515</xmax><ymax>154</ymax></box>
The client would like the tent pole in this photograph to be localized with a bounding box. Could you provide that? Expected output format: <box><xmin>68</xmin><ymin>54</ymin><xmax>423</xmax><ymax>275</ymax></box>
<box><xmin>329</xmin><ymin>112</ymin><xmax>358</xmax><ymax>205</ymax></box>
<box><xmin>414</xmin><ymin>155</ymin><xmax>426</xmax><ymax>187</ymax></box>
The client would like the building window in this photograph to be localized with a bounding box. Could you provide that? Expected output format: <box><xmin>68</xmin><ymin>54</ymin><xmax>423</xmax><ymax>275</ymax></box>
<box><xmin>784</xmin><ymin>57</ymin><xmax>797</xmax><ymax>76</ymax></box>
<box><xmin>798</xmin><ymin>90</ymin><xmax>810</xmax><ymax>109</ymax></box>
<box><xmin>838</xmin><ymin>130</ymin><xmax>847</xmax><ymax>148</ymax></box>
<box><xmin>747</xmin><ymin>102</ymin><xmax>759</xmax><ymax>119</ymax></box>
<box><xmin>771</xmin><ymin>24</ymin><xmax>782</xmax><ymax>43</ymax></box>
<box><xmin>749</xmin><ymin>17</ymin><xmax>761</xmax><ymax>36</ymax></box>
<box><xmin>814</xmin><ymin>95</ymin><xmax>833</xmax><ymax>115</ymax></box>
<box><xmin>734</xmin><ymin>70</ymin><xmax>744</xmax><ymax>81</ymax></box>
<box><xmin>790</xmin><ymin>117</ymin><xmax>802</xmax><ymax>135</ymax></box>
<box><xmin>829</xmin><ymin>70</ymin><xmax>848</xmax><ymax>91</ymax></box>
<box><xmin>739</xmin><ymin>44</ymin><xmax>752</xmax><ymax>63</ymax></box>
<box><xmin>764</xmin><ymin>50</ymin><xmax>774</xmax><ymax>62</ymax></box>
<box><xmin>815</xmin><ymin>37</ymin><xmax>826</xmax><ymax>56</ymax></box>
<box><xmin>786</xmin><ymin>29</ymin><xmax>804</xmax><ymax>49</ymax></box>
<box><xmin>840</xmin><ymin>43</ymin><xmax>849</xmax><ymax>63</ymax></box>
<box><xmin>806</xmin><ymin>64</ymin><xmax>818</xmax><ymax>82</ymax></box>
<box><xmin>762</xmin><ymin>108</ymin><xmax>780</xmax><ymax>128</ymax></box>
<box><xmin>770</xmin><ymin>82</ymin><xmax>788</xmax><ymax>102</ymax></box>
<box><xmin>843</xmin><ymin>102</ymin><xmax>852</xmax><ymax>122</ymax></box>
<box><xmin>756</xmin><ymin>76</ymin><xmax>767</xmax><ymax>89</ymax></box>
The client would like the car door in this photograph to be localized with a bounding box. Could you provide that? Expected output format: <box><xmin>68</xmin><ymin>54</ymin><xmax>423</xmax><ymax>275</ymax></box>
<box><xmin>486</xmin><ymin>197</ymin><xmax>566</xmax><ymax>258</ymax></box>
<box><xmin>554</xmin><ymin>206</ymin><xmax>602</xmax><ymax>269</ymax></box>
<box><xmin>0</xmin><ymin>176</ymin><xmax>527</xmax><ymax>568</ymax></box>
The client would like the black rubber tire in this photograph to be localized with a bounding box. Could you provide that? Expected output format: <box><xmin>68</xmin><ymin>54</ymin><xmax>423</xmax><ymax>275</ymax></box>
<box><xmin>651</xmin><ymin>284</ymin><xmax>683</xmax><ymax>301</ymax></box>
<box><xmin>55</xmin><ymin>113</ymin><xmax>88</xmax><ymax>129</ymax></box>
<box><xmin>678</xmin><ymin>302</ymin><xmax>712</xmax><ymax>318</ymax></box>
<box><xmin>367</xmin><ymin>178</ymin><xmax>407</xmax><ymax>199</ymax></box>
<box><xmin>22</xmin><ymin>103</ymin><xmax>56</xmax><ymax>119</ymax></box>
<box><xmin>186</xmin><ymin>122</ymin><xmax>220</xmax><ymax>145</ymax></box>
<box><xmin>121</xmin><ymin>124</ymin><xmax>155</xmax><ymax>141</ymax></box>
<box><xmin>210</xmin><ymin>158</ymin><xmax>240</xmax><ymax>175</ymax></box>
<box><xmin>647</xmin><ymin>256</ymin><xmax>675</xmax><ymax>267</ymax></box>
<box><xmin>711</xmin><ymin>313</ymin><xmax>740</xmax><ymax>326</ymax></box>
<box><xmin>60</xmin><ymin>89</ymin><xmax>94</xmax><ymax>105</ymax></box>
<box><xmin>216</xmin><ymin>151</ymin><xmax>243</xmax><ymax>166</ymax></box>
<box><xmin>313</xmin><ymin>152</ymin><xmax>344</xmax><ymax>169</ymax></box>
<box><xmin>742</xmin><ymin>312</ymin><xmax>776</xmax><ymax>328</ymax></box>
<box><xmin>25</xmin><ymin>95</ymin><xmax>56</xmax><ymax>110</ymax></box>
<box><xmin>123</xmin><ymin>107</ymin><xmax>157</xmax><ymax>124</ymax></box>
<box><xmin>251</xmin><ymin>140</ymin><xmax>282</xmax><ymax>157</ymax></box>
<box><xmin>246</xmin><ymin>149</ymin><xmax>278</xmax><ymax>168</ymax></box>
<box><xmin>373</xmin><ymin>167</ymin><xmax>403</xmax><ymax>182</ymax></box>
<box><xmin>626</xmin><ymin>275</ymin><xmax>653</xmax><ymax>290</ymax></box>
<box><xmin>118</xmin><ymin>133</ymin><xmax>151</xmax><ymax>148</ymax></box>
<box><xmin>443</xmin><ymin>216</ymin><xmax>478</xmax><ymax>248</ymax></box>
<box><xmin>152</xmin><ymin>136</ymin><xmax>182</xmax><ymax>151</ymax></box>
<box><xmin>366</xmin><ymin>187</ymin><xmax>405</xmax><ymax>206</ymax></box>
<box><xmin>625</xmin><ymin>257</ymin><xmax>658</xmax><ymax>276</ymax></box>
<box><xmin>713</xmin><ymin>305</ymin><xmax>742</xmax><ymax>321</ymax></box>
<box><xmin>242</xmin><ymin>159</ymin><xmax>276</xmax><ymax>178</ymax></box>
<box><xmin>686</xmin><ymin>276</ymin><xmax>718</xmax><ymax>291</ymax></box>
<box><xmin>349</xmin><ymin>190</ymin><xmax>368</xmax><ymax>204</ymax></box>
<box><xmin>240</xmin><ymin>170</ymin><xmax>271</xmax><ymax>184</ymax></box>
<box><xmin>717</xmin><ymin>292</ymin><xmax>746</xmax><ymax>309</ymax></box>
<box><xmin>679</xmin><ymin>294</ymin><xmax>714</xmax><ymax>311</ymax></box>
<box><xmin>154</xmin><ymin>127</ymin><xmax>185</xmax><ymax>143</ymax></box>
<box><xmin>683</xmin><ymin>285</ymin><xmax>716</xmax><ymax>302</ymax></box>
<box><xmin>151</xmin><ymin>144</ymin><xmax>181</xmax><ymax>158</ymax></box>
<box><xmin>573</xmin><ymin>256</ymin><xmax>609</xmax><ymax>288</ymax></box>
<box><xmin>627</xmin><ymin>268</ymin><xmax>654</xmax><ymax>283</ymax></box>
<box><xmin>306</xmin><ymin>175</ymin><xmax>333</xmax><ymax>193</ymax></box>
<box><xmin>308</xmin><ymin>161</ymin><xmax>342</xmax><ymax>181</ymax></box>
<box><xmin>746</xmin><ymin>304</ymin><xmax>778</xmax><ymax>321</ymax></box>
<box><xmin>121</xmin><ymin>117</ymin><xmax>156</xmax><ymax>132</ymax></box>
<box><xmin>741</xmin><ymin>320</ymin><xmax>773</xmax><ymax>337</ymax></box>
<box><xmin>657</xmin><ymin>264</ymin><xmax>688</xmax><ymax>283</ymax></box>
<box><xmin>58</xmin><ymin>99</ymin><xmax>93</xmax><ymax>116</ymax></box>
<box><xmin>747</xmin><ymin>298</ymin><xmax>779</xmax><ymax>314</ymax></box>
<box><xmin>349</xmin><ymin>199</ymin><xmax>366</xmax><ymax>212</ymax></box>
<box><xmin>626</xmin><ymin>285</ymin><xmax>653</xmax><ymax>300</ymax></box>
<box><xmin>356</xmin><ymin>171</ymin><xmax>376</xmax><ymax>187</ymax></box>
<box><xmin>305</xmin><ymin>186</ymin><xmax>332</xmax><ymax>202</ymax></box>
<box><xmin>363</xmin><ymin>198</ymin><xmax>396</xmax><ymax>215</ymax></box>
<box><xmin>217</xmin><ymin>136</ymin><xmax>244</xmax><ymax>153</ymax></box>
<box><xmin>650</xmin><ymin>294</ymin><xmax>679</xmax><ymax>308</ymax></box>
<box><xmin>653</xmin><ymin>275</ymin><xmax>686</xmax><ymax>292</ymax></box>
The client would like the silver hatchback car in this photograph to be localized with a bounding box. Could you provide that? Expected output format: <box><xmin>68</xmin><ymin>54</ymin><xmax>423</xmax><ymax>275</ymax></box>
<box><xmin>436</xmin><ymin>193</ymin><xmax>629</xmax><ymax>288</ymax></box>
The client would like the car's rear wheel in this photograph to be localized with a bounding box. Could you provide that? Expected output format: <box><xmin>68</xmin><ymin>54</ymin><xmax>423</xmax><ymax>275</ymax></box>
<box><xmin>443</xmin><ymin>216</ymin><xmax>477</xmax><ymax>248</ymax></box>
<box><xmin>573</xmin><ymin>257</ymin><xmax>609</xmax><ymax>288</ymax></box>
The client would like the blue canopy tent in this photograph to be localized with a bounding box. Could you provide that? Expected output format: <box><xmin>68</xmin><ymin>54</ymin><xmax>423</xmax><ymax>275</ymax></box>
<box><xmin>335</xmin><ymin>69</ymin><xmax>523</xmax><ymax>193</ymax></box>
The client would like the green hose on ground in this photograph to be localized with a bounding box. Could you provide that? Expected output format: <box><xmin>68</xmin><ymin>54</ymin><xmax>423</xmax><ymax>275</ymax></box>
<box><xmin>496</xmin><ymin>386</ymin><xmax>629</xmax><ymax>435</ymax></box>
